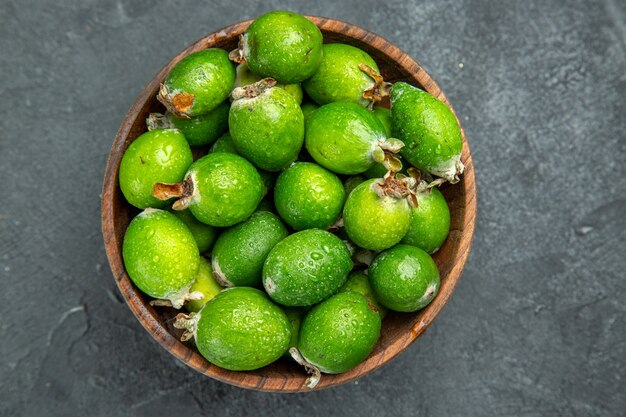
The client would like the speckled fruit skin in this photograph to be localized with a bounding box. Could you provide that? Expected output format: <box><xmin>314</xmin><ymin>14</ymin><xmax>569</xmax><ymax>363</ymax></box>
<box><xmin>390</xmin><ymin>82</ymin><xmax>463</xmax><ymax>181</ymax></box>
<box><xmin>160</xmin><ymin>49</ymin><xmax>235</xmax><ymax>117</ymax></box>
<box><xmin>230</xmin><ymin>86</ymin><xmax>304</xmax><ymax>172</ymax></box>
<box><xmin>122</xmin><ymin>209</ymin><xmax>199</xmax><ymax>304</ymax></box>
<box><xmin>303</xmin><ymin>43</ymin><xmax>379</xmax><ymax>107</ymax></box>
<box><xmin>185</xmin><ymin>257</ymin><xmax>223</xmax><ymax>313</ymax></box>
<box><xmin>235</xmin><ymin>63</ymin><xmax>303</xmax><ymax>104</ymax></box>
<box><xmin>301</xmin><ymin>102</ymin><xmax>319</xmax><ymax>123</ymax></box>
<box><xmin>243</xmin><ymin>11</ymin><xmax>323</xmax><ymax>84</ymax></box>
<box><xmin>343</xmin><ymin>179</ymin><xmax>412</xmax><ymax>251</ymax></box>
<box><xmin>158</xmin><ymin>103</ymin><xmax>229</xmax><ymax>146</ymax></box>
<box><xmin>340</xmin><ymin>271</ymin><xmax>387</xmax><ymax>318</ymax></box>
<box><xmin>305</xmin><ymin>102</ymin><xmax>387</xmax><ymax>175</ymax></box>
<box><xmin>369</xmin><ymin>244</ymin><xmax>440</xmax><ymax>312</ymax></box>
<box><xmin>209</xmin><ymin>132</ymin><xmax>238</xmax><ymax>154</ymax></box>
<box><xmin>401</xmin><ymin>187</ymin><xmax>451</xmax><ymax>254</ymax></box>
<box><xmin>343</xmin><ymin>175</ymin><xmax>366</xmax><ymax>197</ymax></box>
<box><xmin>171</xmin><ymin>209</ymin><xmax>218</xmax><ymax>254</ymax></box>
<box><xmin>298</xmin><ymin>292</ymin><xmax>381</xmax><ymax>374</ymax></box>
<box><xmin>372</xmin><ymin>105</ymin><xmax>392</xmax><ymax>137</ymax></box>
<box><xmin>212</xmin><ymin>211</ymin><xmax>288</xmax><ymax>287</ymax></box>
<box><xmin>262</xmin><ymin>229</ymin><xmax>353</xmax><ymax>307</ymax></box>
<box><xmin>119</xmin><ymin>129</ymin><xmax>192</xmax><ymax>209</ymax></box>
<box><xmin>274</xmin><ymin>162</ymin><xmax>345</xmax><ymax>230</ymax></box>
<box><xmin>194</xmin><ymin>287</ymin><xmax>291</xmax><ymax>371</ymax></box>
<box><xmin>186</xmin><ymin>153</ymin><xmax>264</xmax><ymax>227</ymax></box>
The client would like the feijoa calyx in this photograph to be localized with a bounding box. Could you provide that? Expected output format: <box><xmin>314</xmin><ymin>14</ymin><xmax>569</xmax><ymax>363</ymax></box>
<box><xmin>153</xmin><ymin>152</ymin><xmax>264</xmax><ymax>227</ymax></box>
<box><xmin>122</xmin><ymin>209</ymin><xmax>201</xmax><ymax>308</ymax></box>
<box><xmin>175</xmin><ymin>287</ymin><xmax>291</xmax><ymax>371</ymax></box>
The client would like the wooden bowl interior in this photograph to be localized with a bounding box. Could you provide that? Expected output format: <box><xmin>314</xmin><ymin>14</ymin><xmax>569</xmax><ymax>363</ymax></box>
<box><xmin>102</xmin><ymin>17</ymin><xmax>476</xmax><ymax>392</ymax></box>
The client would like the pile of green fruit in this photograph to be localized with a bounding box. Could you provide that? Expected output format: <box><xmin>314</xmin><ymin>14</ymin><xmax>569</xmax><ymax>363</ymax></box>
<box><xmin>118</xmin><ymin>10</ymin><xmax>463</xmax><ymax>388</ymax></box>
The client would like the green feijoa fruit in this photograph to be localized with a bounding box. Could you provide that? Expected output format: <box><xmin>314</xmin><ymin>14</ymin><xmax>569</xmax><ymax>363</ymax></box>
<box><xmin>119</xmin><ymin>129</ymin><xmax>192</xmax><ymax>209</ymax></box>
<box><xmin>372</xmin><ymin>105</ymin><xmax>392</xmax><ymax>137</ymax></box>
<box><xmin>255</xmin><ymin>197</ymin><xmax>275</xmax><ymax>213</ymax></box>
<box><xmin>235</xmin><ymin>63</ymin><xmax>303</xmax><ymax>104</ymax></box>
<box><xmin>303</xmin><ymin>44</ymin><xmax>387</xmax><ymax>108</ymax></box>
<box><xmin>369</xmin><ymin>244</ymin><xmax>440</xmax><ymax>312</ymax></box>
<box><xmin>185</xmin><ymin>257</ymin><xmax>223</xmax><ymax>313</ymax></box>
<box><xmin>146</xmin><ymin>102</ymin><xmax>229</xmax><ymax>146</ymax></box>
<box><xmin>343</xmin><ymin>175</ymin><xmax>366</xmax><ymax>197</ymax></box>
<box><xmin>212</xmin><ymin>211</ymin><xmax>288</xmax><ymax>287</ymax></box>
<box><xmin>263</xmin><ymin>229</ymin><xmax>353</xmax><ymax>307</ymax></box>
<box><xmin>209</xmin><ymin>132</ymin><xmax>238</xmax><ymax>154</ymax></box>
<box><xmin>343</xmin><ymin>176</ymin><xmax>415</xmax><ymax>251</ymax></box>
<box><xmin>229</xmin><ymin>79</ymin><xmax>304</xmax><ymax>171</ymax></box>
<box><xmin>301</xmin><ymin>102</ymin><xmax>319</xmax><ymax>123</ymax></box>
<box><xmin>158</xmin><ymin>49</ymin><xmax>235</xmax><ymax>118</ymax></box>
<box><xmin>283</xmin><ymin>307</ymin><xmax>306</xmax><ymax>356</ymax></box>
<box><xmin>153</xmin><ymin>152</ymin><xmax>264</xmax><ymax>227</ymax></box>
<box><xmin>340</xmin><ymin>271</ymin><xmax>387</xmax><ymax>318</ymax></box>
<box><xmin>171</xmin><ymin>209</ymin><xmax>218</xmax><ymax>254</ymax></box>
<box><xmin>122</xmin><ymin>209</ymin><xmax>199</xmax><ymax>308</ymax></box>
<box><xmin>234</xmin><ymin>11</ymin><xmax>323</xmax><ymax>84</ymax></box>
<box><xmin>390</xmin><ymin>82</ymin><xmax>464</xmax><ymax>183</ymax></box>
<box><xmin>295</xmin><ymin>291</ymin><xmax>381</xmax><ymax>380</ymax></box>
<box><xmin>176</xmin><ymin>287</ymin><xmax>291</xmax><ymax>371</ymax></box>
<box><xmin>274</xmin><ymin>162</ymin><xmax>345</xmax><ymax>230</ymax></box>
<box><xmin>401</xmin><ymin>185</ymin><xmax>450</xmax><ymax>254</ymax></box>
<box><xmin>305</xmin><ymin>102</ymin><xmax>403</xmax><ymax>175</ymax></box>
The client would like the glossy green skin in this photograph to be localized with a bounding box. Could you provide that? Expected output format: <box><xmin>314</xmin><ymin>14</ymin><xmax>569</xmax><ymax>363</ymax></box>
<box><xmin>230</xmin><ymin>86</ymin><xmax>304</xmax><ymax>171</ymax></box>
<box><xmin>340</xmin><ymin>271</ymin><xmax>387</xmax><ymax>318</ymax></box>
<box><xmin>195</xmin><ymin>287</ymin><xmax>291</xmax><ymax>371</ymax></box>
<box><xmin>301</xmin><ymin>102</ymin><xmax>319</xmax><ymax>123</ymax></box>
<box><xmin>212</xmin><ymin>211</ymin><xmax>288</xmax><ymax>287</ymax></box>
<box><xmin>343</xmin><ymin>179</ymin><xmax>412</xmax><ymax>251</ymax></box>
<box><xmin>390</xmin><ymin>82</ymin><xmax>462</xmax><ymax>177</ymax></box>
<box><xmin>305</xmin><ymin>102</ymin><xmax>387</xmax><ymax>174</ymax></box>
<box><xmin>122</xmin><ymin>209</ymin><xmax>199</xmax><ymax>302</ymax></box>
<box><xmin>372</xmin><ymin>106</ymin><xmax>392</xmax><ymax>137</ymax></box>
<box><xmin>171</xmin><ymin>209</ymin><xmax>218</xmax><ymax>254</ymax></box>
<box><xmin>186</xmin><ymin>153</ymin><xmax>264</xmax><ymax>227</ymax></box>
<box><xmin>274</xmin><ymin>162</ymin><xmax>345</xmax><ymax>230</ymax></box>
<box><xmin>298</xmin><ymin>292</ymin><xmax>381</xmax><ymax>374</ymax></box>
<box><xmin>185</xmin><ymin>257</ymin><xmax>223</xmax><ymax>313</ymax></box>
<box><xmin>401</xmin><ymin>187</ymin><xmax>451</xmax><ymax>254</ymax></box>
<box><xmin>263</xmin><ymin>229</ymin><xmax>353</xmax><ymax>307</ymax></box>
<box><xmin>163</xmin><ymin>49</ymin><xmax>235</xmax><ymax>117</ymax></box>
<box><xmin>244</xmin><ymin>11</ymin><xmax>323</xmax><ymax>84</ymax></box>
<box><xmin>343</xmin><ymin>175</ymin><xmax>366</xmax><ymax>197</ymax></box>
<box><xmin>119</xmin><ymin>129</ymin><xmax>192</xmax><ymax>209</ymax></box>
<box><xmin>165</xmin><ymin>102</ymin><xmax>229</xmax><ymax>146</ymax></box>
<box><xmin>235</xmin><ymin>63</ymin><xmax>303</xmax><ymax>104</ymax></box>
<box><xmin>209</xmin><ymin>132</ymin><xmax>238</xmax><ymax>154</ymax></box>
<box><xmin>369</xmin><ymin>244</ymin><xmax>440</xmax><ymax>312</ymax></box>
<box><xmin>303</xmin><ymin>44</ymin><xmax>378</xmax><ymax>107</ymax></box>
<box><xmin>283</xmin><ymin>307</ymin><xmax>305</xmax><ymax>353</ymax></box>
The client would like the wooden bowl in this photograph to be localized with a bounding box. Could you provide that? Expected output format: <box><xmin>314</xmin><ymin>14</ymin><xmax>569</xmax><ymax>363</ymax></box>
<box><xmin>102</xmin><ymin>16</ymin><xmax>476</xmax><ymax>392</ymax></box>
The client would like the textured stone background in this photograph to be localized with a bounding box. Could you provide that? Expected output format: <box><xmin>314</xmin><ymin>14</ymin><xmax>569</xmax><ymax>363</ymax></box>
<box><xmin>1</xmin><ymin>0</ymin><xmax>625</xmax><ymax>416</ymax></box>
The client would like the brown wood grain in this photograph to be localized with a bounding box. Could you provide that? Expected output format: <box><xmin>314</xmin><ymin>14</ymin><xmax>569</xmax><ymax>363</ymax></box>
<box><xmin>101</xmin><ymin>16</ymin><xmax>477</xmax><ymax>393</ymax></box>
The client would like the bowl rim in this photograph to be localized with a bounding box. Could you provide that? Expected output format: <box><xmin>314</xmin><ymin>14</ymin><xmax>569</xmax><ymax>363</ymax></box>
<box><xmin>101</xmin><ymin>15</ymin><xmax>476</xmax><ymax>392</ymax></box>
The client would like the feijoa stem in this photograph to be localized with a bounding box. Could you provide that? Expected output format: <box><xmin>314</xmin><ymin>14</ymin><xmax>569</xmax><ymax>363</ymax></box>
<box><xmin>146</xmin><ymin>113</ymin><xmax>174</xmax><ymax>131</ymax></box>
<box><xmin>231</xmin><ymin>78</ymin><xmax>277</xmax><ymax>100</ymax></box>
<box><xmin>153</xmin><ymin>177</ymin><xmax>194</xmax><ymax>210</ymax></box>
<box><xmin>289</xmin><ymin>347</ymin><xmax>321</xmax><ymax>389</ymax></box>
<box><xmin>360</xmin><ymin>63</ymin><xmax>392</xmax><ymax>110</ymax></box>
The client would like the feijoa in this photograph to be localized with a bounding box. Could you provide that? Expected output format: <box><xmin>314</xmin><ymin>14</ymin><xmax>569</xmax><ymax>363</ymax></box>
<box><xmin>212</xmin><ymin>211</ymin><xmax>288</xmax><ymax>287</ymax></box>
<box><xmin>122</xmin><ymin>209</ymin><xmax>200</xmax><ymax>308</ymax></box>
<box><xmin>229</xmin><ymin>79</ymin><xmax>304</xmax><ymax>171</ymax></box>
<box><xmin>158</xmin><ymin>49</ymin><xmax>235</xmax><ymax>118</ymax></box>
<box><xmin>209</xmin><ymin>132</ymin><xmax>238</xmax><ymax>154</ymax></box>
<box><xmin>390</xmin><ymin>82</ymin><xmax>464</xmax><ymax>183</ymax></box>
<box><xmin>185</xmin><ymin>257</ymin><xmax>223</xmax><ymax>313</ymax></box>
<box><xmin>233</xmin><ymin>11</ymin><xmax>323</xmax><ymax>84</ymax></box>
<box><xmin>153</xmin><ymin>152</ymin><xmax>264</xmax><ymax>227</ymax></box>
<box><xmin>274</xmin><ymin>162</ymin><xmax>345</xmax><ymax>230</ymax></box>
<box><xmin>176</xmin><ymin>287</ymin><xmax>291</xmax><ymax>371</ymax></box>
<box><xmin>263</xmin><ymin>229</ymin><xmax>353</xmax><ymax>307</ymax></box>
<box><xmin>171</xmin><ymin>209</ymin><xmax>218</xmax><ymax>254</ymax></box>
<box><xmin>301</xmin><ymin>102</ymin><xmax>319</xmax><ymax>122</ymax></box>
<box><xmin>235</xmin><ymin>63</ymin><xmax>303</xmax><ymax>104</ymax></box>
<box><xmin>372</xmin><ymin>105</ymin><xmax>392</xmax><ymax>137</ymax></box>
<box><xmin>119</xmin><ymin>129</ymin><xmax>192</xmax><ymax>209</ymax></box>
<box><xmin>343</xmin><ymin>175</ymin><xmax>366</xmax><ymax>197</ymax></box>
<box><xmin>369</xmin><ymin>244</ymin><xmax>440</xmax><ymax>312</ymax></box>
<box><xmin>401</xmin><ymin>185</ymin><xmax>451</xmax><ymax>254</ymax></box>
<box><xmin>340</xmin><ymin>271</ymin><xmax>387</xmax><ymax>318</ymax></box>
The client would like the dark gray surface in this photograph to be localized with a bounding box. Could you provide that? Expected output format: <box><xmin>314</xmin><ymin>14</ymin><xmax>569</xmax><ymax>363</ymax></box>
<box><xmin>1</xmin><ymin>0</ymin><xmax>625</xmax><ymax>415</ymax></box>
